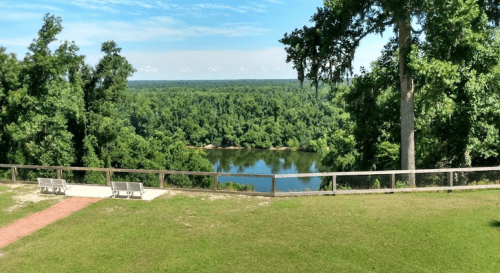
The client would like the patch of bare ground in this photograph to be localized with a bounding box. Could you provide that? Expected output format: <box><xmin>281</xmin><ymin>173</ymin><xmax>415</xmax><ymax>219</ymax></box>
<box><xmin>158</xmin><ymin>190</ymin><xmax>274</xmax><ymax>214</ymax></box>
<box><xmin>160</xmin><ymin>189</ymin><xmax>271</xmax><ymax>202</ymax></box>
<box><xmin>2</xmin><ymin>184</ymin><xmax>67</xmax><ymax>213</ymax></box>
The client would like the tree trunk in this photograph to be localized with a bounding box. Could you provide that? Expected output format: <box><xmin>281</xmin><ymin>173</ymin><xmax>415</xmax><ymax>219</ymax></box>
<box><xmin>398</xmin><ymin>17</ymin><xmax>416</xmax><ymax>187</ymax></box>
<box><xmin>315</xmin><ymin>82</ymin><xmax>318</xmax><ymax>100</ymax></box>
<box><xmin>496</xmin><ymin>0</ymin><xmax>500</xmax><ymax>27</ymax></box>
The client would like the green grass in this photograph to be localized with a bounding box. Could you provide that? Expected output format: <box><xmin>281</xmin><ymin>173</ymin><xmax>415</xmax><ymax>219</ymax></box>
<box><xmin>2</xmin><ymin>189</ymin><xmax>500</xmax><ymax>272</ymax></box>
<box><xmin>0</xmin><ymin>184</ymin><xmax>61</xmax><ymax>227</ymax></box>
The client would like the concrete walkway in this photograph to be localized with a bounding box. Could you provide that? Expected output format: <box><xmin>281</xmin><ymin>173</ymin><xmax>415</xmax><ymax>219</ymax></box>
<box><xmin>65</xmin><ymin>184</ymin><xmax>167</xmax><ymax>201</ymax></box>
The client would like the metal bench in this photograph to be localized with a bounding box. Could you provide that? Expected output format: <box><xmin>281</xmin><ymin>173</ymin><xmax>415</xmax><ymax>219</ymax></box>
<box><xmin>52</xmin><ymin>179</ymin><xmax>70</xmax><ymax>194</ymax></box>
<box><xmin>37</xmin><ymin>178</ymin><xmax>53</xmax><ymax>194</ymax></box>
<box><xmin>37</xmin><ymin>178</ymin><xmax>70</xmax><ymax>194</ymax></box>
<box><xmin>111</xmin><ymin>181</ymin><xmax>145</xmax><ymax>199</ymax></box>
<box><xmin>111</xmin><ymin>182</ymin><xmax>128</xmax><ymax>198</ymax></box>
<box><xmin>127</xmin><ymin>182</ymin><xmax>145</xmax><ymax>199</ymax></box>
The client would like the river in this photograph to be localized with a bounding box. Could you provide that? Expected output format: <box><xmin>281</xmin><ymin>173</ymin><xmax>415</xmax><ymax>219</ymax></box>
<box><xmin>202</xmin><ymin>149</ymin><xmax>322</xmax><ymax>192</ymax></box>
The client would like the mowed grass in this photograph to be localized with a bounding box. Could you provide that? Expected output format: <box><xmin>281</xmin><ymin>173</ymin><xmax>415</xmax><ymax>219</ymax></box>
<box><xmin>0</xmin><ymin>184</ymin><xmax>61</xmax><ymax>227</ymax></box>
<box><xmin>2</xmin><ymin>190</ymin><xmax>500</xmax><ymax>272</ymax></box>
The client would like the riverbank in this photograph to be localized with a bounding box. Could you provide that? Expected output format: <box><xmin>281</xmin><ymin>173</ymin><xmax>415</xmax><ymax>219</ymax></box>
<box><xmin>184</xmin><ymin>143</ymin><xmax>324</xmax><ymax>152</ymax></box>
<box><xmin>186</xmin><ymin>143</ymin><xmax>295</xmax><ymax>151</ymax></box>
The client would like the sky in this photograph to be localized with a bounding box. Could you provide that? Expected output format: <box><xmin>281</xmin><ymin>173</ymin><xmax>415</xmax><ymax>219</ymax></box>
<box><xmin>0</xmin><ymin>0</ymin><xmax>394</xmax><ymax>80</ymax></box>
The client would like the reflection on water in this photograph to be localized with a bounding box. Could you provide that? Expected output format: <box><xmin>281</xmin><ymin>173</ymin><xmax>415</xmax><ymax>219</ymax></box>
<box><xmin>202</xmin><ymin>149</ymin><xmax>322</xmax><ymax>192</ymax></box>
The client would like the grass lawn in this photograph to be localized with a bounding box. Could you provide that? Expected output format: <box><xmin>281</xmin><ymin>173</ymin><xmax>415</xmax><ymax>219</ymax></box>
<box><xmin>1</xmin><ymin>189</ymin><xmax>500</xmax><ymax>272</ymax></box>
<box><xmin>0</xmin><ymin>184</ymin><xmax>63</xmax><ymax>227</ymax></box>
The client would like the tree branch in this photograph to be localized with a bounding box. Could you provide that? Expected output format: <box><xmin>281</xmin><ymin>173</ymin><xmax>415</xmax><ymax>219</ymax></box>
<box><xmin>356</xmin><ymin>19</ymin><xmax>395</xmax><ymax>44</ymax></box>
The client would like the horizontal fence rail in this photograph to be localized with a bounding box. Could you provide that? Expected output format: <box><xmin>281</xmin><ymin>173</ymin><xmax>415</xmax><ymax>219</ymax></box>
<box><xmin>274</xmin><ymin>166</ymin><xmax>500</xmax><ymax>178</ymax></box>
<box><xmin>1</xmin><ymin>164</ymin><xmax>500</xmax><ymax>197</ymax></box>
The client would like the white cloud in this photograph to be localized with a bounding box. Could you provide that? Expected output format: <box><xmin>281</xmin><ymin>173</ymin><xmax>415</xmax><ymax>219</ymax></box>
<box><xmin>0</xmin><ymin>2</ymin><xmax>62</xmax><ymax>11</ymax></box>
<box><xmin>124</xmin><ymin>47</ymin><xmax>296</xmax><ymax>80</ymax></box>
<box><xmin>145</xmin><ymin>16</ymin><xmax>177</xmax><ymax>24</ymax></box>
<box><xmin>0</xmin><ymin>37</ymin><xmax>34</xmax><ymax>47</ymax></box>
<box><xmin>190</xmin><ymin>26</ymin><xmax>268</xmax><ymax>37</ymax></box>
<box><xmin>59</xmin><ymin>18</ymin><xmax>267</xmax><ymax>45</ymax></box>
<box><xmin>179</xmin><ymin>68</ymin><xmax>192</xmax><ymax>73</ymax></box>
<box><xmin>68</xmin><ymin>1</ymin><xmax>119</xmax><ymax>13</ymax></box>
<box><xmin>0</xmin><ymin>11</ymin><xmax>44</xmax><ymax>21</ymax></box>
<box><xmin>194</xmin><ymin>3</ymin><xmax>246</xmax><ymax>13</ymax></box>
<box><xmin>61</xmin><ymin>0</ymin><xmax>268</xmax><ymax>15</ymax></box>
<box><xmin>136</xmin><ymin>2</ymin><xmax>154</xmax><ymax>9</ymax></box>
<box><xmin>138</xmin><ymin>65</ymin><xmax>160</xmax><ymax>73</ymax></box>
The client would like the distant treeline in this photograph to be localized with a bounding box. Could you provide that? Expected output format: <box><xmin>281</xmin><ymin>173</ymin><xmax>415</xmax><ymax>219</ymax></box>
<box><xmin>128</xmin><ymin>79</ymin><xmax>307</xmax><ymax>88</ymax></box>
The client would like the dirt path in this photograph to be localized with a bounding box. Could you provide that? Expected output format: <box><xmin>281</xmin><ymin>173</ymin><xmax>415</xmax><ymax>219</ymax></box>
<box><xmin>0</xmin><ymin>197</ymin><xmax>101</xmax><ymax>249</ymax></box>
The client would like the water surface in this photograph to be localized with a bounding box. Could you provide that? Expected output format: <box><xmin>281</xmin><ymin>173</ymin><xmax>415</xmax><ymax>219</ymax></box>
<box><xmin>202</xmin><ymin>149</ymin><xmax>322</xmax><ymax>192</ymax></box>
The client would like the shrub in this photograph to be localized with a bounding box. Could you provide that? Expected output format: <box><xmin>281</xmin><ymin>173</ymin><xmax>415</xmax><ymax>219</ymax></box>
<box><xmin>338</xmin><ymin>184</ymin><xmax>352</xmax><ymax>190</ymax></box>
<box><xmin>219</xmin><ymin>180</ymin><xmax>255</xmax><ymax>191</ymax></box>
<box><xmin>396</xmin><ymin>180</ymin><xmax>409</xmax><ymax>188</ymax></box>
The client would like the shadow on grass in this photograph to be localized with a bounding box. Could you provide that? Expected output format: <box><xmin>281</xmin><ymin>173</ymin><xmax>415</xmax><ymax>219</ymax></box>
<box><xmin>489</xmin><ymin>220</ymin><xmax>500</xmax><ymax>228</ymax></box>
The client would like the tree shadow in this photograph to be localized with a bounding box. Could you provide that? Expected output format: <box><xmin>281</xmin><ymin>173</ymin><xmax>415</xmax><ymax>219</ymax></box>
<box><xmin>489</xmin><ymin>220</ymin><xmax>500</xmax><ymax>228</ymax></box>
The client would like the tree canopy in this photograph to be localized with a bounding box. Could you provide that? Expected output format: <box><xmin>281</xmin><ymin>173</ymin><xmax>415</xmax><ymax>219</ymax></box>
<box><xmin>283</xmin><ymin>0</ymin><xmax>500</xmax><ymax>186</ymax></box>
<box><xmin>0</xmin><ymin>14</ymin><xmax>211</xmax><ymax>187</ymax></box>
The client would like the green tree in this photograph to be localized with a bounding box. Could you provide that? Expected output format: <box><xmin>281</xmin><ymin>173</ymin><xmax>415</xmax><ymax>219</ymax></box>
<box><xmin>280</xmin><ymin>28</ymin><xmax>307</xmax><ymax>88</ymax></box>
<box><xmin>280</xmin><ymin>0</ymin><xmax>500</xmax><ymax>185</ymax></box>
<box><xmin>2</xmin><ymin>14</ymin><xmax>85</xmax><ymax>167</ymax></box>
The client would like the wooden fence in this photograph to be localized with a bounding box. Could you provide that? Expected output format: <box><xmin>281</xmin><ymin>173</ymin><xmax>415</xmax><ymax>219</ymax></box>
<box><xmin>1</xmin><ymin>164</ymin><xmax>500</xmax><ymax>197</ymax></box>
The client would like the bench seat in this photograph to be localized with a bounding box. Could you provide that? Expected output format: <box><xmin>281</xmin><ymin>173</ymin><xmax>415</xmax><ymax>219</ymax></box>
<box><xmin>111</xmin><ymin>182</ymin><xmax>145</xmax><ymax>199</ymax></box>
<box><xmin>52</xmin><ymin>179</ymin><xmax>69</xmax><ymax>194</ymax></box>
<box><xmin>38</xmin><ymin>178</ymin><xmax>53</xmax><ymax>194</ymax></box>
<box><xmin>37</xmin><ymin>178</ymin><xmax>70</xmax><ymax>194</ymax></box>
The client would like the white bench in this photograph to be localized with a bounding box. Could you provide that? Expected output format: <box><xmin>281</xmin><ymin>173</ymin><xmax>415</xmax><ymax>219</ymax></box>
<box><xmin>37</xmin><ymin>178</ymin><xmax>70</xmax><ymax>194</ymax></box>
<box><xmin>38</xmin><ymin>178</ymin><xmax>53</xmax><ymax>194</ymax></box>
<box><xmin>52</xmin><ymin>179</ymin><xmax>70</xmax><ymax>194</ymax></box>
<box><xmin>111</xmin><ymin>182</ymin><xmax>145</xmax><ymax>199</ymax></box>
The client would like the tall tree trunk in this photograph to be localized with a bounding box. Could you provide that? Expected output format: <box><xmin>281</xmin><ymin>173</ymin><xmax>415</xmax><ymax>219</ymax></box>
<box><xmin>398</xmin><ymin>17</ymin><xmax>416</xmax><ymax>187</ymax></box>
<box><xmin>315</xmin><ymin>82</ymin><xmax>318</xmax><ymax>100</ymax></box>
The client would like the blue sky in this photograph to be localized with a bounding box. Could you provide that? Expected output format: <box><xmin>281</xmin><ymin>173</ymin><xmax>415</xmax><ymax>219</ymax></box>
<box><xmin>0</xmin><ymin>0</ymin><xmax>393</xmax><ymax>80</ymax></box>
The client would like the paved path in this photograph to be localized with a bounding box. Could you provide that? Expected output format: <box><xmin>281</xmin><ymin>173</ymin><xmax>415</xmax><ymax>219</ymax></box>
<box><xmin>65</xmin><ymin>184</ymin><xmax>167</xmax><ymax>200</ymax></box>
<box><xmin>0</xmin><ymin>197</ymin><xmax>101</xmax><ymax>249</ymax></box>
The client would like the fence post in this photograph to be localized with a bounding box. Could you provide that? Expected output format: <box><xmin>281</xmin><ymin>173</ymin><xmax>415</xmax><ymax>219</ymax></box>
<box><xmin>213</xmin><ymin>174</ymin><xmax>218</xmax><ymax>191</ymax></box>
<box><xmin>391</xmin><ymin>173</ymin><xmax>395</xmax><ymax>189</ymax></box>
<box><xmin>272</xmin><ymin>175</ymin><xmax>276</xmax><ymax>196</ymax></box>
<box><xmin>57</xmin><ymin>169</ymin><xmax>62</xmax><ymax>179</ymax></box>
<box><xmin>159</xmin><ymin>172</ymin><xmax>164</xmax><ymax>189</ymax></box>
<box><xmin>449</xmin><ymin>172</ymin><xmax>453</xmax><ymax>187</ymax></box>
<box><xmin>106</xmin><ymin>171</ymin><xmax>112</xmax><ymax>186</ymax></box>
<box><xmin>11</xmin><ymin>167</ymin><xmax>16</xmax><ymax>182</ymax></box>
<box><xmin>332</xmin><ymin>175</ymin><xmax>337</xmax><ymax>194</ymax></box>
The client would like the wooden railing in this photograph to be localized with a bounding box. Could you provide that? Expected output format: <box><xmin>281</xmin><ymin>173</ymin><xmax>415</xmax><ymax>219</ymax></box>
<box><xmin>273</xmin><ymin>166</ymin><xmax>500</xmax><ymax>196</ymax></box>
<box><xmin>0</xmin><ymin>164</ymin><xmax>276</xmax><ymax>195</ymax></box>
<box><xmin>1</xmin><ymin>164</ymin><xmax>500</xmax><ymax>197</ymax></box>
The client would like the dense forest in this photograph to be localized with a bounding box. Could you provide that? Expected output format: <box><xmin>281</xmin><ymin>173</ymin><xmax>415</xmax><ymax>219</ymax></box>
<box><xmin>123</xmin><ymin>80</ymin><xmax>340</xmax><ymax>150</ymax></box>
